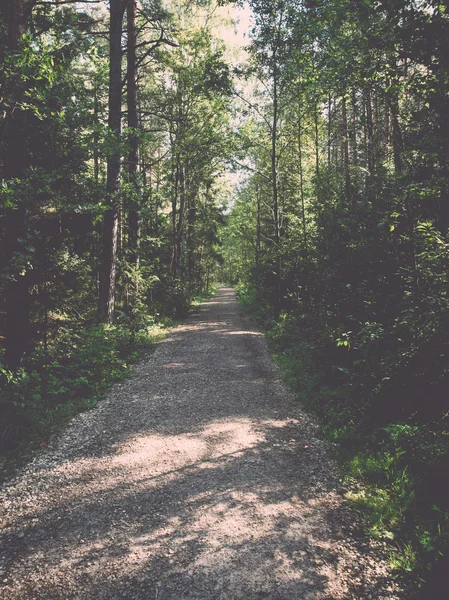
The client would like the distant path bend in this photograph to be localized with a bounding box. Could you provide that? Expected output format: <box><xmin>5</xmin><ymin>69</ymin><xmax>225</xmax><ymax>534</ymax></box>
<box><xmin>0</xmin><ymin>287</ymin><xmax>403</xmax><ymax>599</ymax></box>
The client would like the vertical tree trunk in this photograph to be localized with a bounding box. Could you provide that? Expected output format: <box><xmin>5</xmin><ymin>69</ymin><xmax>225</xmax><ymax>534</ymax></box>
<box><xmin>271</xmin><ymin>51</ymin><xmax>281</xmax><ymax>313</ymax></box>
<box><xmin>350</xmin><ymin>88</ymin><xmax>358</xmax><ymax>166</ymax></box>
<box><xmin>93</xmin><ymin>81</ymin><xmax>100</xmax><ymax>184</ymax></box>
<box><xmin>385</xmin><ymin>98</ymin><xmax>391</xmax><ymax>159</ymax></box>
<box><xmin>127</xmin><ymin>0</ymin><xmax>140</xmax><ymax>285</ymax></box>
<box><xmin>255</xmin><ymin>183</ymin><xmax>261</xmax><ymax>269</ymax></box>
<box><xmin>390</xmin><ymin>96</ymin><xmax>404</xmax><ymax>174</ymax></box>
<box><xmin>156</xmin><ymin>145</ymin><xmax>161</xmax><ymax>234</ymax></box>
<box><xmin>365</xmin><ymin>88</ymin><xmax>375</xmax><ymax>178</ymax></box>
<box><xmin>186</xmin><ymin>175</ymin><xmax>196</xmax><ymax>291</ymax></box>
<box><xmin>314</xmin><ymin>100</ymin><xmax>320</xmax><ymax>179</ymax></box>
<box><xmin>98</xmin><ymin>0</ymin><xmax>126</xmax><ymax>323</ymax></box>
<box><xmin>170</xmin><ymin>132</ymin><xmax>178</xmax><ymax>275</ymax></box>
<box><xmin>297</xmin><ymin>101</ymin><xmax>308</xmax><ymax>261</ymax></box>
<box><xmin>177</xmin><ymin>164</ymin><xmax>186</xmax><ymax>278</ymax></box>
<box><xmin>342</xmin><ymin>93</ymin><xmax>351</xmax><ymax>203</ymax></box>
<box><xmin>327</xmin><ymin>93</ymin><xmax>332</xmax><ymax>167</ymax></box>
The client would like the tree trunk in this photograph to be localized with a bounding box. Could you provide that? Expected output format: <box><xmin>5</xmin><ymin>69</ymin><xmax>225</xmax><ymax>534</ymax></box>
<box><xmin>350</xmin><ymin>88</ymin><xmax>358</xmax><ymax>166</ymax></box>
<box><xmin>255</xmin><ymin>183</ymin><xmax>261</xmax><ymax>269</ymax></box>
<box><xmin>127</xmin><ymin>0</ymin><xmax>140</xmax><ymax>281</ymax></box>
<box><xmin>327</xmin><ymin>93</ymin><xmax>332</xmax><ymax>167</ymax></box>
<box><xmin>271</xmin><ymin>51</ymin><xmax>281</xmax><ymax>313</ymax></box>
<box><xmin>297</xmin><ymin>101</ymin><xmax>308</xmax><ymax>261</ymax></box>
<box><xmin>390</xmin><ymin>95</ymin><xmax>404</xmax><ymax>174</ymax></box>
<box><xmin>365</xmin><ymin>88</ymin><xmax>375</xmax><ymax>178</ymax></box>
<box><xmin>98</xmin><ymin>0</ymin><xmax>126</xmax><ymax>323</ymax></box>
<box><xmin>186</xmin><ymin>177</ymin><xmax>196</xmax><ymax>291</ymax></box>
<box><xmin>342</xmin><ymin>93</ymin><xmax>351</xmax><ymax>203</ymax></box>
<box><xmin>314</xmin><ymin>100</ymin><xmax>320</xmax><ymax>179</ymax></box>
<box><xmin>177</xmin><ymin>165</ymin><xmax>186</xmax><ymax>274</ymax></box>
<box><xmin>93</xmin><ymin>81</ymin><xmax>100</xmax><ymax>184</ymax></box>
<box><xmin>170</xmin><ymin>133</ymin><xmax>178</xmax><ymax>275</ymax></box>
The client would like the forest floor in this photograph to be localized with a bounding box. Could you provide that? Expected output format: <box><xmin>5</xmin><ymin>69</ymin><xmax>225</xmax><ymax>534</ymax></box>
<box><xmin>0</xmin><ymin>287</ymin><xmax>407</xmax><ymax>599</ymax></box>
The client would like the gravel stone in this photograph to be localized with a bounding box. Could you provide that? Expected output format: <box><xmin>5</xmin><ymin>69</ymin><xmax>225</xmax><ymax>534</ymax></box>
<box><xmin>0</xmin><ymin>287</ymin><xmax>408</xmax><ymax>599</ymax></box>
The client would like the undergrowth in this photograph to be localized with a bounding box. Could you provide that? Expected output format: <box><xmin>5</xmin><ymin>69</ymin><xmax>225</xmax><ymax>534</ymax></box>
<box><xmin>0</xmin><ymin>287</ymin><xmax>217</xmax><ymax>480</ymax></box>
<box><xmin>0</xmin><ymin>314</ymin><xmax>174</xmax><ymax>480</ymax></box>
<box><xmin>191</xmin><ymin>284</ymin><xmax>218</xmax><ymax>308</ymax></box>
<box><xmin>237</xmin><ymin>283</ymin><xmax>449</xmax><ymax>590</ymax></box>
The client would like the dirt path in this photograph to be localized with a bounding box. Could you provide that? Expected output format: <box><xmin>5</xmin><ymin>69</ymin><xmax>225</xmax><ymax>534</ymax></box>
<box><xmin>0</xmin><ymin>288</ymin><xmax>403</xmax><ymax>599</ymax></box>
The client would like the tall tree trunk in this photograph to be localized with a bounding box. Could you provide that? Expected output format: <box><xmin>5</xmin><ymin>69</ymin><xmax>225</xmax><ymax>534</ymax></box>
<box><xmin>327</xmin><ymin>93</ymin><xmax>332</xmax><ymax>167</ymax></box>
<box><xmin>272</xmin><ymin>52</ymin><xmax>281</xmax><ymax>313</ymax></box>
<box><xmin>93</xmin><ymin>80</ymin><xmax>100</xmax><ymax>184</ymax></box>
<box><xmin>255</xmin><ymin>183</ymin><xmax>261</xmax><ymax>269</ymax></box>
<box><xmin>177</xmin><ymin>164</ymin><xmax>186</xmax><ymax>278</ymax></box>
<box><xmin>342</xmin><ymin>93</ymin><xmax>351</xmax><ymax>203</ymax></box>
<box><xmin>98</xmin><ymin>0</ymin><xmax>126</xmax><ymax>323</ymax></box>
<box><xmin>186</xmin><ymin>176</ymin><xmax>196</xmax><ymax>291</ymax></box>
<box><xmin>365</xmin><ymin>87</ymin><xmax>375</xmax><ymax>178</ymax></box>
<box><xmin>314</xmin><ymin>100</ymin><xmax>320</xmax><ymax>179</ymax></box>
<box><xmin>170</xmin><ymin>132</ymin><xmax>178</xmax><ymax>275</ymax></box>
<box><xmin>351</xmin><ymin>88</ymin><xmax>358</xmax><ymax>166</ymax></box>
<box><xmin>390</xmin><ymin>95</ymin><xmax>404</xmax><ymax>174</ymax></box>
<box><xmin>297</xmin><ymin>101</ymin><xmax>308</xmax><ymax>262</ymax></box>
<box><xmin>384</xmin><ymin>97</ymin><xmax>391</xmax><ymax>159</ymax></box>
<box><xmin>127</xmin><ymin>0</ymin><xmax>140</xmax><ymax>284</ymax></box>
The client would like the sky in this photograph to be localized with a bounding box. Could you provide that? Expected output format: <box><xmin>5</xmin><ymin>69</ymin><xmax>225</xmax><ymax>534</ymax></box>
<box><xmin>215</xmin><ymin>3</ymin><xmax>254</xmax><ymax>194</ymax></box>
<box><xmin>219</xmin><ymin>2</ymin><xmax>254</xmax><ymax>54</ymax></box>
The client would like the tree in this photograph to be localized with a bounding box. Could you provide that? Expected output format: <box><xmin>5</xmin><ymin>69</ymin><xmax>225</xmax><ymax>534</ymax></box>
<box><xmin>97</xmin><ymin>0</ymin><xmax>127</xmax><ymax>323</ymax></box>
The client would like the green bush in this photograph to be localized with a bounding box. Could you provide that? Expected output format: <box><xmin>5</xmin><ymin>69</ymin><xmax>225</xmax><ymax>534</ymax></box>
<box><xmin>238</xmin><ymin>291</ymin><xmax>449</xmax><ymax>582</ymax></box>
<box><xmin>0</xmin><ymin>318</ymin><xmax>167</xmax><ymax>459</ymax></box>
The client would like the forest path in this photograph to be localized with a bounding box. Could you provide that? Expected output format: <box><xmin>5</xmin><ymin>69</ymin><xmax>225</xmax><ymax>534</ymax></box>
<box><xmin>1</xmin><ymin>287</ymin><xmax>402</xmax><ymax>599</ymax></box>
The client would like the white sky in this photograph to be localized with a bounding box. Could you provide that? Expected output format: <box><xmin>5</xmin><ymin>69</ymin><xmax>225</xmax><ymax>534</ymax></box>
<box><xmin>214</xmin><ymin>3</ymin><xmax>254</xmax><ymax>194</ymax></box>
<box><xmin>218</xmin><ymin>2</ymin><xmax>253</xmax><ymax>54</ymax></box>
<box><xmin>186</xmin><ymin>1</ymin><xmax>253</xmax><ymax>64</ymax></box>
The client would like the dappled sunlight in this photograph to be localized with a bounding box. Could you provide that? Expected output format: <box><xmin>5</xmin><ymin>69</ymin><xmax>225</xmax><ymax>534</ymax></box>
<box><xmin>208</xmin><ymin>328</ymin><xmax>263</xmax><ymax>336</ymax></box>
<box><xmin>2</xmin><ymin>418</ymin><xmax>345</xmax><ymax>598</ymax></box>
<box><xmin>4</xmin><ymin>417</ymin><xmax>292</xmax><ymax>528</ymax></box>
<box><xmin>114</xmin><ymin>418</ymin><xmax>262</xmax><ymax>472</ymax></box>
<box><xmin>0</xmin><ymin>288</ymin><xmax>398</xmax><ymax>600</ymax></box>
<box><xmin>226</xmin><ymin>330</ymin><xmax>263</xmax><ymax>336</ymax></box>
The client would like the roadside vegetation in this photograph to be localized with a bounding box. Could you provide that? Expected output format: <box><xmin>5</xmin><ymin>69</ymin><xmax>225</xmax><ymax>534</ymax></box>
<box><xmin>237</xmin><ymin>285</ymin><xmax>449</xmax><ymax>585</ymax></box>
<box><xmin>0</xmin><ymin>316</ymin><xmax>170</xmax><ymax>479</ymax></box>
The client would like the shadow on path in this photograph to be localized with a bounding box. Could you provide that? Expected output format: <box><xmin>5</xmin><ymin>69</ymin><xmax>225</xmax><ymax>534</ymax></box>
<box><xmin>0</xmin><ymin>288</ymin><xmax>399</xmax><ymax>600</ymax></box>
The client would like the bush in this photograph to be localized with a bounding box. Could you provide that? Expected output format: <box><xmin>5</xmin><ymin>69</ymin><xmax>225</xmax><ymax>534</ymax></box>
<box><xmin>238</xmin><ymin>290</ymin><xmax>449</xmax><ymax>582</ymax></box>
<box><xmin>0</xmin><ymin>318</ymin><xmax>166</xmax><ymax>459</ymax></box>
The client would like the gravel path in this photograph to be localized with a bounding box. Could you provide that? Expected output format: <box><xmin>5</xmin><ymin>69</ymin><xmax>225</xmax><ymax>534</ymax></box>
<box><xmin>0</xmin><ymin>287</ymin><xmax>404</xmax><ymax>599</ymax></box>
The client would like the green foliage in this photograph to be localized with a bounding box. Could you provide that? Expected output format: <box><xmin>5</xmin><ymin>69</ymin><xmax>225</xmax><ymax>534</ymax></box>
<box><xmin>236</xmin><ymin>283</ymin><xmax>449</xmax><ymax>578</ymax></box>
<box><xmin>0</xmin><ymin>318</ymin><xmax>168</xmax><ymax>462</ymax></box>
